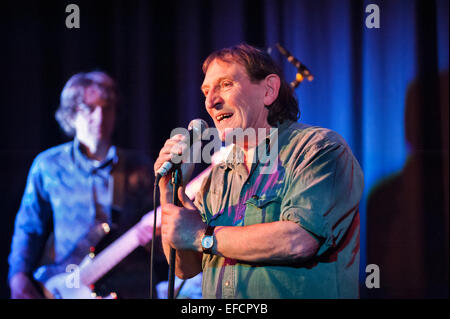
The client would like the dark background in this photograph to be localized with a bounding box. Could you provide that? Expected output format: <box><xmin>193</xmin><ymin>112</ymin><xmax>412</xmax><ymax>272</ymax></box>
<box><xmin>0</xmin><ymin>0</ymin><xmax>448</xmax><ymax>298</ymax></box>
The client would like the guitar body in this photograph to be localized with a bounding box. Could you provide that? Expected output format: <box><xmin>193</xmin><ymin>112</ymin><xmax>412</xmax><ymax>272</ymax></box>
<box><xmin>41</xmin><ymin>255</ymin><xmax>94</xmax><ymax>299</ymax></box>
<box><xmin>40</xmin><ymin>255</ymin><xmax>116</xmax><ymax>299</ymax></box>
<box><xmin>33</xmin><ymin>222</ymin><xmax>111</xmax><ymax>298</ymax></box>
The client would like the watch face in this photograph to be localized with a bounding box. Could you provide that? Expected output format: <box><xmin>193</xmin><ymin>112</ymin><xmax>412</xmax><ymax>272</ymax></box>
<box><xmin>202</xmin><ymin>235</ymin><xmax>214</xmax><ymax>249</ymax></box>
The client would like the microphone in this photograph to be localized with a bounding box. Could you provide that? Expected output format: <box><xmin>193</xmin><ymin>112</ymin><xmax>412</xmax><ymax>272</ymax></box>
<box><xmin>155</xmin><ymin>119</ymin><xmax>209</xmax><ymax>182</ymax></box>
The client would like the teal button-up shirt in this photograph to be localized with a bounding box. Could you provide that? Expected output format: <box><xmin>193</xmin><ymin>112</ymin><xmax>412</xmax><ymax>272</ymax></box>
<box><xmin>195</xmin><ymin>121</ymin><xmax>364</xmax><ymax>298</ymax></box>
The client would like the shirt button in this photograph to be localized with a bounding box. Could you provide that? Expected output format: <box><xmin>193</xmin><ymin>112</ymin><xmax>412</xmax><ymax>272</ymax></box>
<box><xmin>225</xmin><ymin>281</ymin><xmax>230</xmax><ymax>287</ymax></box>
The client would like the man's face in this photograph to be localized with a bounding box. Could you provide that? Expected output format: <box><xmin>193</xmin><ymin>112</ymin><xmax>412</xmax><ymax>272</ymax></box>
<box><xmin>201</xmin><ymin>59</ymin><xmax>270</xmax><ymax>141</ymax></box>
<box><xmin>73</xmin><ymin>85</ymin><xmax>116</xmax><ymax>146</ymax></box>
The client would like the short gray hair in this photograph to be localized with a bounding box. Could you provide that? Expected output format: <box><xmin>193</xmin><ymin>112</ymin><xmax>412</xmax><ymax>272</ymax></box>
<box><xmin>55</xmin><ymin>71</ymin><xmax>117</xmax><ymax>136</ymax></box>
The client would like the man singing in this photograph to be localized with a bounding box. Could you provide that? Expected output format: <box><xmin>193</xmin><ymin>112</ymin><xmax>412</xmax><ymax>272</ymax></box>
<box><xmin>155</xmin><ymin>43</ymin><xmax>364</xmax><ymax>298</ymax></box>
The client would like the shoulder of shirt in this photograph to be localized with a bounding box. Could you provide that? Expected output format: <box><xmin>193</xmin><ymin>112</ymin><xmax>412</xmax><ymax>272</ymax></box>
<box><xmin>282</xmin><ymin>121</ymin><xmax>349</xmax><ymax>150</ymax></box>
<box><xmin>32</xmin><ymin>141</ymin><xmax>74</xmax><ymax>166</ymax></box>
<box><xmin>25</xmin><ymin>141</ymin><xmax>74</xmax><ymax>177</ymax></box>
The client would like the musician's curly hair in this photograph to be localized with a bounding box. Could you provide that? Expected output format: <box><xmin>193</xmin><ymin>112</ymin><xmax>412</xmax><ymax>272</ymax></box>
<box><xmin>55</xmin><ymin>71</ymin><xmax>118</xmax><ymax>137</ymax></box>
<box><xmin>202</xmin><ymin>43</ymin><xmax>299</xmax><ymax>126</ymax></box>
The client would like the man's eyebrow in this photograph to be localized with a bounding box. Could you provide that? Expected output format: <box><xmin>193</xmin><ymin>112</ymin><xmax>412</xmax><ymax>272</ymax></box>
<box><xmin>200</xmin><ymin>76</ymin><xmax>231</xmax><ymax>92</ymax></box>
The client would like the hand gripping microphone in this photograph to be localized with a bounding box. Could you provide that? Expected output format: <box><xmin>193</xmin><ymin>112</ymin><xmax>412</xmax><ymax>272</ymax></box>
<box><xmin>152</xmin><ymin>118</ymin><xmax>208</xmax><ymax>299</ymax></box>
<box><xmin>155</xmin><ymin>119</ymin><xmax>209</xmax><ymax>183</ymax></box>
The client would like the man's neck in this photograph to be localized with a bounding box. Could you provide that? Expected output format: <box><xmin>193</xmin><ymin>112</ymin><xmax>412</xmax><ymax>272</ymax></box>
<box><xmin>79</xmin><ymin>140</ymin><xmax>111</xmax><ymax>162</ymax></box>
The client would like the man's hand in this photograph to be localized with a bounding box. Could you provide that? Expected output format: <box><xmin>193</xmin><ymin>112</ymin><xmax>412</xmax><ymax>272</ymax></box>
<box><xmin>9</xmin><ymin>272</ymin><xmax>44</xmax><ymax>299</ymax></box>
<box><xmin>161</xmin><ymin>187</ymin><xmax>205</xmax><ymax>252</ymax></box>
<box><xmin>135</xmin><ymin>222</ymin><xmax>154</xmax><ymax>247</ymax></box>
<box><xmin>155</xmin><ymin>136</ymin><xmax>205</xmax><ymax>278</ymax></box>
<box><xmin>154</xmin><ymin>134</ymin><xmax>197</xmax><ymax>202</ymax></box>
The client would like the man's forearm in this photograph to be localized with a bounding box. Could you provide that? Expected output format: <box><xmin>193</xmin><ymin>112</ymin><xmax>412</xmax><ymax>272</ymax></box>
<box><xmin>211</xmin><ymin>220</ymin><xmax>320</xmax><ymax>264</ymax></box>
<box><xmin>161</xmin><ymin>220</ymin><xmax>319</xmax><ymax>273</ymax></box>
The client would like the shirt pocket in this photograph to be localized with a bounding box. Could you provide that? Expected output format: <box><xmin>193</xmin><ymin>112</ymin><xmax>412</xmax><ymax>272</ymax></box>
<box><xmin>244</xmin><ymin>195</ymin><xmax>281</xmax><ymax>226</ymax></box>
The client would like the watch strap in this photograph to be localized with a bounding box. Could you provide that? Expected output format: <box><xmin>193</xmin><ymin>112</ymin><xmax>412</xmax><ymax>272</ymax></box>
<box><xmin>202</xmin><ymin>225</ymin><xmax>216</xmax><ymax>254</ymax></box>
<box><xmin>205</xmin><ymin>225</ymin><xmax>215</xmax><ymax>236</ymax></box>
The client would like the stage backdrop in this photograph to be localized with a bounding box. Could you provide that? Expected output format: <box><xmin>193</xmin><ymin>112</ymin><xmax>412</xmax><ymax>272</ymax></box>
<box><xmin>0</xmin><ymin>0</ymin><xmax>448</xmax><ymax>298</ymax></box>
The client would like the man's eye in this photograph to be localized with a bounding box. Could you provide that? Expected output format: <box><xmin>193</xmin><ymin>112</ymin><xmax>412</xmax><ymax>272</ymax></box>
<box><xmin>78</xmin><ymin>103</ymin><xmax>93</xmax><ymax>113</ymax></box>
<box><xmin>221</xmin><ymin>81</ymin><xmax>233</xmax><ymax>88</ymax></box>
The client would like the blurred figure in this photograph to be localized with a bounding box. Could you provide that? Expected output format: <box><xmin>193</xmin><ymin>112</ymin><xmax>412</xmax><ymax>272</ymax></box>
<box><xmin>366</xmin><ymin>71</ymin><xmax>448</xmax><ymax>298</ymax></box>
<box><xmin>8</xmin><ymin>71</ymin><xmax>167</xmax><ymax>298</ymax></box>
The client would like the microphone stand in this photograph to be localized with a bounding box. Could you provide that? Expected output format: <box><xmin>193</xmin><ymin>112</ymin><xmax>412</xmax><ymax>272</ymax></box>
<box><xmin>168</xmin><ymin>166</ymin><xmax>182</xmax><ymax>299</ymax></box>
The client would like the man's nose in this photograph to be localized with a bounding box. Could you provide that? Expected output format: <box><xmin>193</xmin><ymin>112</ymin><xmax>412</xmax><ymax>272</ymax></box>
<box><xmin>205</xmin><ymin>91</ymin><xmax>223</xmax><ymax>109</ymax></box>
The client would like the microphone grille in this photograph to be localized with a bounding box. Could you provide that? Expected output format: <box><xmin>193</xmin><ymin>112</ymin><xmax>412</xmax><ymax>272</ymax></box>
<box><xmin>188</xmin><ymin>118</ymin><xmax>209</xmax><ymax>134</ymax></box>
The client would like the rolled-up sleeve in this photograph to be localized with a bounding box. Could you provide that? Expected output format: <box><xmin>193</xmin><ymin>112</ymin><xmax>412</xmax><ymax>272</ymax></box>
<box><xmin>8</xmin><ymin>156</ymin><xmax>52</xmax><ymax>280</ymax></box>
<box><xmin>280</xmin><ymin>142</ymin><xmax>364</xmax><ymax>256</ymax></box>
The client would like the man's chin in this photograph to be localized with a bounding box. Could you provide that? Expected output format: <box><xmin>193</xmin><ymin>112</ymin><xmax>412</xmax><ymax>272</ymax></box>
<box><xmin>88</xmin><ymin>132</ymin><xmax>112</xmax><ymax>144</ymax></box>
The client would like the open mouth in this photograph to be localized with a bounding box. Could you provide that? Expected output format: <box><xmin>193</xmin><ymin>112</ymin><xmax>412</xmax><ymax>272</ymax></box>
<box><xmin>216</xmin><ymin>113</ymin><xmax>233</xmax><ymax>122</ymax></box>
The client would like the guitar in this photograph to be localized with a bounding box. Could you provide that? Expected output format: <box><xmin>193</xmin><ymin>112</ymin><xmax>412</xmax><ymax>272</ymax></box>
<box><xmin>34</xmin><ymin>147</ymin><xmax>228</xmax><ymax>299</ymax></box>
<box><xmin>35</xmin><ymin>213</ymin><xmax>158</xmax><ymax>299</ymax></box>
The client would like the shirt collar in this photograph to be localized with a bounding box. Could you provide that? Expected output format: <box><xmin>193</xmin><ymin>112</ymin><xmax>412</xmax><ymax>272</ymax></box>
<box><xmin>73</xmin><ymin>138</ymin><xmax>118</xmax><ymax>176</ymax></box>
<box><xmin>217</xmin><ymin>121</ymin><xmax>292</xmax><ymax>171</ymax></box>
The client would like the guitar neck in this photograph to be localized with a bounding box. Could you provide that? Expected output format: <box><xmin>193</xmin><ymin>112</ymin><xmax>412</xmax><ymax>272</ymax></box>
<box><xmin>79</xmin><ymin>224</ymin><xmax>143</xmax><ymax>286</ymax></box>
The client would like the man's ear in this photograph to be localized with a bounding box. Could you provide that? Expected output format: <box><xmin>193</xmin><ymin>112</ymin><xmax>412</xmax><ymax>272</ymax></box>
<box><xmin>263</xmin><ymin>74</ymin><xmax>281</xmax><ymax>106</ymax></box>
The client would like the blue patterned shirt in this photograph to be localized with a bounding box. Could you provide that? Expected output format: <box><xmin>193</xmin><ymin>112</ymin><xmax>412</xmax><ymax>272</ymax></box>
<box><xmin>8</xmin><ymin>139</ymin><xmax>158</xmax><ymax>297</ymax></box>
